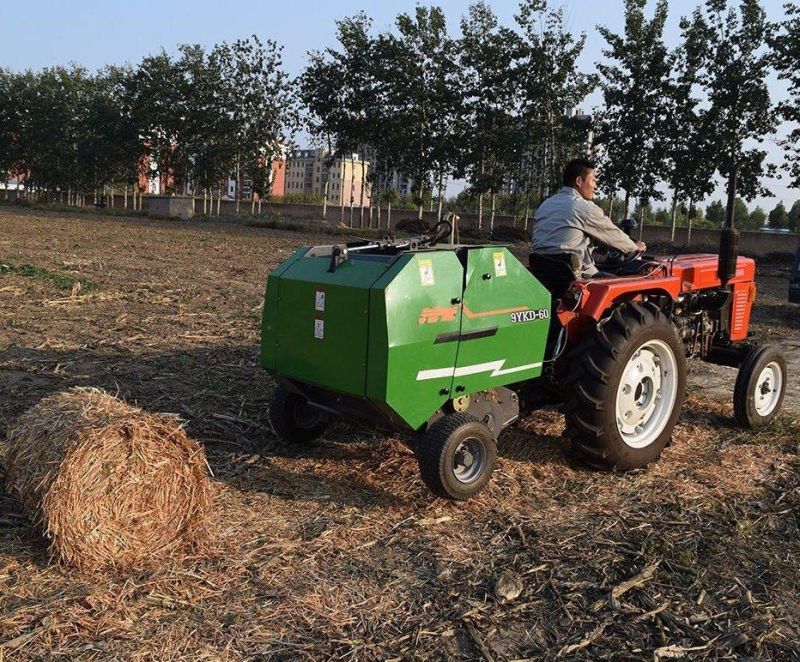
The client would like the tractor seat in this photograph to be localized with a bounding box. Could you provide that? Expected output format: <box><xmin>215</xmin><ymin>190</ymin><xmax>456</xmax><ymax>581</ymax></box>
<box><xmin>528</xmin><ymin>253</ymin><xmax>577</xmax><ymax>303</ymax></box>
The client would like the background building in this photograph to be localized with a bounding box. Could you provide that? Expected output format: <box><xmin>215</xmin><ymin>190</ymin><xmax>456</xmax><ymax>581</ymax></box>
<box><xmin>376</xmin><ymin>170</ymin><xmax>414</xmax><ymax>197</ymax></box>
<box><xmin>285</xmin><ymin>148</ymin><xmax>371</xmax><ymax>207</ymax></box>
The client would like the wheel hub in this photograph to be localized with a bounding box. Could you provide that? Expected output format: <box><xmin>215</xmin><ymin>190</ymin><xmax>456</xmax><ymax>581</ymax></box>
<box><xmin>294</xmin><ymin>401</ymin><xmax>322</xmax><ymax>429</ymax></box>
<box><xmin>453</xmin><ymin>437</ymin><xmax>485</xmax><ymax>484</ymax></box>
<box><xmin>615</xmin><ymin>341</ymin><xmax>678</xmax><ymax>449</ymax></box>
<box><xmin>754</xmin><ymin>362</ymin><xmax>782</xmax><ymax>416</ymax></box>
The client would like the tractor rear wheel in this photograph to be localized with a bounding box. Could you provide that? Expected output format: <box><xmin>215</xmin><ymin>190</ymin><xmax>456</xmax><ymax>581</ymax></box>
<box><xmin>268</xmin><ymin>385</ymin><xmax>328</xmax><ymax>445</ymax></box>
<box><xmin>734</xmin><ymin>345</ymin><xmax>786</xmax><ymax>428</ymax></box>
<box><xmin>564</xmin><ymin>303</ymin><xmax>686</xmax><ymax>470</ymax></box>
<box><xmin>416</xmin><ymin>413</ymin><xmax>497</xmax><ymax>500</ymax></box>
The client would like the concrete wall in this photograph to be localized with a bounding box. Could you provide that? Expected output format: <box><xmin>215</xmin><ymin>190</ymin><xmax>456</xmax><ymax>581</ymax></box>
<box><xmin>3</xmin><ymin>189</ymin><xmax>798</xmax><ymax>257</ymax></box>
<box><xmin>147</xmin><ymin>196</ymin><xmax>194</xmax><ymax>219</ymax></box>
<box><xmin>638</xmin><ymin>224</ymin><xmax>800</xmax><ymax>257</ymax></box>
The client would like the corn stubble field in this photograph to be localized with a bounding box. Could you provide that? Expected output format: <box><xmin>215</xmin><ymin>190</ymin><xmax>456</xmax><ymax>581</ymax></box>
<box><xmin>1</xmin><ymin>207</ymin><xmax>799</xmax><ymax>661</ymax></box>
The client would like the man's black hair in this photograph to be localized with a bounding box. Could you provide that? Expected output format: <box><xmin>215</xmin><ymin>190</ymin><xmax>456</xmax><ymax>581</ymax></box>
<box><xmin>563</xmin><ymin>158</ymin><xmax>595</xmax><ymax>187</ymax></box>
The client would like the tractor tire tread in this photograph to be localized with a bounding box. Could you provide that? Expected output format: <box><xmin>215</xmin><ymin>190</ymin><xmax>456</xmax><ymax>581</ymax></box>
<box><xmin>416</xmin><ymin>413</ymin><xmax>496</xmax><ymax>501</ymax></box>
<box><xmin>733</xmin><ymin>344</ymin><xmax>787</xmax><ymax>428</ymax></box>
<box><xmin>563</xmin><ymin>302</ymin><xmax>686</xmax><ymax>471</ymax></box>
<box><xmin>268</xmin><ymin>386</ymin><xmax>327</xmax><ymax>446</ymax></box>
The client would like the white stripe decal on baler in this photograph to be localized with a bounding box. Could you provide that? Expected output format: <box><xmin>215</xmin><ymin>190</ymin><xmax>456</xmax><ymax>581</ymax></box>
<box><xmin>416</xmin><ymin>360</ymin><xmax>543</xmax><ymax>381</ymax></box>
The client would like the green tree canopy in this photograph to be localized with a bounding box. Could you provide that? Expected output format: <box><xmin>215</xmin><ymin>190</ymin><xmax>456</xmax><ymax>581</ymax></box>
<box><xmin>703</xmin><ymin>0</ymin><xmax>776</xmax><ymax>201</ymax></box>
<box><xmin>768</xmin><ymin>201</ymin><xmax>789</xmax><ymax>228</ymax></box>
<box><xmin>788</xmin><ymin>199</ymin><xmax>800</xmax><ymax>232</ymax></box>
<box><xmin>595</xmin><ymin>0</ymin><xmax>671</xmax><ymax>215</ymax></box>
<box><xmin>748</xmin><ymin>206</ymin><xmax>767</xmax><ymax>229</ymax></box>
<box><xmin>770</xmin><ymin>3</ymin><xmax>800</xmax><ymax>188</ymax></box>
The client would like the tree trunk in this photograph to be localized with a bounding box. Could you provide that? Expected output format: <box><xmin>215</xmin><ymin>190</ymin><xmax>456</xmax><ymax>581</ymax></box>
<box><xmin>490</xmin><ymin>191</ymin><xmax>497</xmax><ymax>233</ymax></box>
<box><xmin>478</xmin><ymin>193</ymin><xmax>484</xmax><ymax>232</ymax></box>
<box><xmin>523</xmin><ymin>190</ymin><xmax>531</xmax><ymax>231</ymax></box>
<box><xmin>251</xmin><ymin>194</ymin><xmax>256</xmax><ymax>215</ymax></box>
<box><xmin>436</xmin><ymin>170</ymin><xmax>445</xmax><ymax>224</ymax></box>
<box><xmin>523</xmin><ymin>161</ymin><xmax>533</xmax><ymax>230</ymax></box>
<box><xmin>638</xmin><ymin>204</ymin><xmax>645</xmax><ymax>242</ymax></box>
<box><xmin>349</xmin><ymin>154</ymin><xmax>355</xmax><ymax>228</ymax></box>
<box><xmin>624</xmin><ymin>192</ymin><xmax>631</xmax><ymax>218</ymax></box>
<box><xmin>322</xmin><ymin>176</ymin><xmax>329</xmax><ymax>221</ymax></box>
<box><xmin>388</xmin><ymin>202</ymin><xmax>392</xmax><ymax>232</ymax></box>
<box><xmin>203</xmin><ymin>188</ymin><xmax>208</xmax><ymax>215</ymax></box>
<box><xmin>607</xmin><ymin>194</ymin><xmax>614</xmax><ymax>217</ymax></box>
<box><xmin>687</xmin><ymin>197</ymin><xmax>694</xmax><ymax>245</ymax></box>
<box><xmin>235</xmin><ymin>161</ymin><xmax>241</xmax><ymax>214</ymax></box>
<box><xmin>669</xmin><ymin>190</ymin><xmax>679</xmax><ymax>242</ymax></box>
<box><xmin>359</xmin><ymin>160</ymin><xmax>366</xmax><ymax>228</ymax></box>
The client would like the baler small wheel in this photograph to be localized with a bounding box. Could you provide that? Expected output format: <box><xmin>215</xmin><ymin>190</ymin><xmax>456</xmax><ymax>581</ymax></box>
<box><xmin>734</xmin><ymin>345</ymin><xmax>787</xmax><ymax>428</ymax></box>
<box><xmin>416</xmin><ymin>413</ymin><xmax>497</xmax><ymax>500</ymax></box>
<box><xmin>268</xmin><ymin>386</ymin><xmax>327</xmax><ymax>445</ymax></box>
<box><xmin>563</xmin><ymin>302</ymin><xmax>686</xmax><ymax>470</ymax></box>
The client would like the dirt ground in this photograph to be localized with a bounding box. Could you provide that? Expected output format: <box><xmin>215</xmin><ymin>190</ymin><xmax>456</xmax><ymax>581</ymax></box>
<box><xmin>1</xmin><ymin>208</ymin><xmax>799</xmax><ymax>661</ymax></box>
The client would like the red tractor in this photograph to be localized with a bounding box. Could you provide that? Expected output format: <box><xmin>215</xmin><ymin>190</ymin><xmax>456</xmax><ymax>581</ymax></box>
<box><xmin>529</xmin><ymin>225</ymin><xmax>787</xmax><ymax>472</ymax></box>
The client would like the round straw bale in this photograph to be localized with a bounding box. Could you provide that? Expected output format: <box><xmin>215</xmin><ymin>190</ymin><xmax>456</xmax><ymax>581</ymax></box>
<box><xmin>4</xmin><ymin>387</ymin><xmax>213</xmax><ymax>571</ymax></box>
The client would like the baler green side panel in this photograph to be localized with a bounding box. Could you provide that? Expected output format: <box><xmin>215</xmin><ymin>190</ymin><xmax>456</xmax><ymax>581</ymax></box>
<box><xmin>261</xmin><ymin>247</ymin><xmax>308</xmax><ymax>372</ymax></box>
<box><xmin>450</xmin><ymin>247</ymin><xmax>551</xmax><ymax>395</ymax></box>
<box><xmin>367</xmin><ymin>252</ymin><xmax>464</xmax><ymax>430</ymax></box>
<box><xmin>272</xmin><ymin>255</ymin><xmax>389</xmax><ymax>396</ymax></box>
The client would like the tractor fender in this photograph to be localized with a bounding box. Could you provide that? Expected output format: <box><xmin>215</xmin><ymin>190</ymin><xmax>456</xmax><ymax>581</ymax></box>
<box><xmin>557</xmin><ymin>280</ymin><xmax>679</xmax><ymax>347</ymax></box>
<box><xmin>572</xmin><ymin>278</ymin><xmax>681</xmax><ymax>322</ymax></box>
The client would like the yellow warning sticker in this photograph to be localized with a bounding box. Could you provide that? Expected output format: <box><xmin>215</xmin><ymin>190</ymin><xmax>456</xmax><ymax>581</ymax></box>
<box><xmin>418</xmin><ymin>259</ymin><xmax>435</xmax><ymax>286</ymax></box>
<box><xmin>493</xmin><ymin>251</ymin><xmax>507</xmax><ymax>277</ymax></box>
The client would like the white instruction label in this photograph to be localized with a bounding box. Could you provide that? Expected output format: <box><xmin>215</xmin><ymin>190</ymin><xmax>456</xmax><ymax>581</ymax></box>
<box><xmin>314</xmin><ymin>318</ymin><xmax>324</xmax><ymax>339</ymax></box>
<box><xmin>315</xmin><ymin>290</ymin><xmax>326</xmax><ymax>312</ymax></box>
<box><xmin>493</xmin><ymin>251</ymin><xmax>507</xmax><ymax>277</ymax></box>
<box><xmin>418</xmin><ymin>259</ymin><xmax>435</xmax><ymax>287</ymax></box>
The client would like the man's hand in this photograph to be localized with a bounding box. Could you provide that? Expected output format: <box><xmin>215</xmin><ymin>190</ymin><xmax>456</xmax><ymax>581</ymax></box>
<box><xmin>635</xmin><ymin>241</ymin><xmax>647</xmax><ymax>253</ymax></box>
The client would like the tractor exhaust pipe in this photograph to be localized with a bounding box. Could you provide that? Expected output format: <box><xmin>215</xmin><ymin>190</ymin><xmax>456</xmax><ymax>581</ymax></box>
<box><xmin>718</xmin><ymin>161</ymin><xmax>740</xmax><ymax>287</ymax></box>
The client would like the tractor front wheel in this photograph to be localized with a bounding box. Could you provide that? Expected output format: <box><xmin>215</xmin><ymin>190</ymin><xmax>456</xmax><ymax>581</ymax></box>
<box><xmin>564</xmin><ymin>303</ymin><xmax>687</xmax><ymax>470</ymax></box>
<box><xmin>416</xmin><ymin>413</ymin><xmax>497</xmax><ymax>500</ymax></box>
<box><xmin>268</xmin><ymin>385</ymin><xmax>328</xmax><ymax>445</ymax></box>
<box><xmin>734</xmin><ymin>345</ymin><xmax>786</xmax><ymax>428</ymax></box>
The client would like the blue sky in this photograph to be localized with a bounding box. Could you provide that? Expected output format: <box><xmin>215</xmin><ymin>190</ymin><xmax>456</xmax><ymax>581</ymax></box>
<box><xmin>2</xmin><ymin>0</ymin><xmax>796</xmax><ymax>210</ymax></box>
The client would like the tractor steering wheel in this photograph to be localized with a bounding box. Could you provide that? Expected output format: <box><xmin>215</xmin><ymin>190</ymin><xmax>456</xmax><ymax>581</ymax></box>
<box><xmin>622</xmin><ymin>247</ymin><xmax>646</xmax><ymax>263</ymax></box>
<box><xmin>605</xmin><ymin>247</ymin><xmax>644</xmax><ymax>265</ymax></box>
<box><xmin>600</xmin><ymin>247</ymin><xmax>646</xmax><ymax>276</ymax></box>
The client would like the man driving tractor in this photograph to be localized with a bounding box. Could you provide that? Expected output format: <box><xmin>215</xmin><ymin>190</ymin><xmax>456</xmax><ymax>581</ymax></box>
<box><xmin>530</xmin><ymin>158</ymin><xmax>646</xmax><ymax>297</ymax></box>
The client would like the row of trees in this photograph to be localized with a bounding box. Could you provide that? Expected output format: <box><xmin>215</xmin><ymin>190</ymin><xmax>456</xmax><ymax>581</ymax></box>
<box><xmin>596</xmin><ymin>0</ymin><xmax>800</xmax><ymax>238</ymax></box>
<box><xmin>629</xmin><ymin>197</ymin><xmax>800</xmax><ymax>232</ymax></box>
<box><xmin>299</xmin><ymin>0</ymin><xmax>800</xmax><ymax>232</ymax></box>
<box><xmin>0</xmin><ymin>36</ymin><xmax>295</xmax><ymax>213</ymax></box>
<box><xmin>300</xmin><ymin>1</ymin><xmax>594</xmax><ymax>229</ymax></box>
<box><xmin>1</xmin><ymin>0</ymin><xmax>799</xmax><ymax>230</ymax></box>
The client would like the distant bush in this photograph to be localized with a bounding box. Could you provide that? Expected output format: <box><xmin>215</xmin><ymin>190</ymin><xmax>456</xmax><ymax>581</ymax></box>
<box><xmin>394</xmin><ymin>218</ymin><xmax>431</xmax><ymax>234</ymax></box>
<box><xmin>279</xmin><ymin>192</ymin><xmax>325</xmax><ymax>205</ymax></box>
